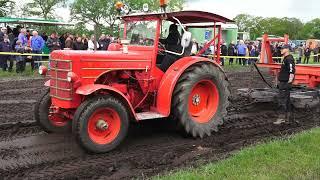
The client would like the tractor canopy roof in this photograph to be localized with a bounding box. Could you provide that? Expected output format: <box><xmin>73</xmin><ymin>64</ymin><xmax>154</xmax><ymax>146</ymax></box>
<box><xmin>121</xmin><ymin>10</ymin><xmax>234</xmax><ymax>24</ymax></box>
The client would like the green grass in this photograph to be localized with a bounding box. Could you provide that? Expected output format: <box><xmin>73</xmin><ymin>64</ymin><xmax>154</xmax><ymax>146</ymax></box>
<box><xmin>0</xmin><ymin>64</ymin><xmax>40</xmax><ymax>78</ymax></box>
<box><xmin>156</xmin><ymin>128</ymin><xmax>320</xmax><ymax>180</ymax></box>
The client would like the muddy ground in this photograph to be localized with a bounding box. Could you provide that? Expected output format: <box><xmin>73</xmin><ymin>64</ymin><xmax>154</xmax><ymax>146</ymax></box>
<box><xmin>0</xmin><ymin>68</ymin><xmax>319</xmax><ymax>179</ymax></box>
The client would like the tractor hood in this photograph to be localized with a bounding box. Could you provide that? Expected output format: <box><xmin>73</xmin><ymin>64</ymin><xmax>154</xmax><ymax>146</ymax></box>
<box><xmin>50</xmin><ymin>48</ymin><xmax>154</xmax><ymax>62</ymax></box>
<box><xmin>50</xmin><ymin>47</ymin><xmax>154</xmax><ymax>82</ymax></box>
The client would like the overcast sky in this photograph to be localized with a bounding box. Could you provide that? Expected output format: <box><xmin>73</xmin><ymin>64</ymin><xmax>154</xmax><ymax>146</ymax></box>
<box><xmin>13</xmin><ymin>0</ymin><xmax>319</xmax><ymax>22</ymax></box>
<box><xmin>185</xmin><ymin>0</ymin><xmax>319</xmax><ymax>22</ymax></box>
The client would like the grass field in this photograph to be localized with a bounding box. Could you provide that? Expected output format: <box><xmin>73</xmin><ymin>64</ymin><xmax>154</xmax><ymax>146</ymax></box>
<box><xmin>0</xmin><ymin>64</ymin><xmax>39</xmax><ymax>78</ymax></box>
<box><xmin>156</xmin><ymin>128</ymin><xmax>320</xmax><ymax>180</ymax></box>
<box><xmin>0</xmin><ymin>59</ymin><xmax>50</xmax><ymax>78</ymax></box>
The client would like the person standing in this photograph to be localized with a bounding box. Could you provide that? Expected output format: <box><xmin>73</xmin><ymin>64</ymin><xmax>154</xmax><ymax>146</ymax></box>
<box><xmin>41</xmin><ymin>32</ymin><xmax>48</xmax><ymax>42</ymax></box>
<box><xmin>227</xmin><ymin>41</ymin><xmax>236</xmax><ymax>65</ymax></box>
<box><xmin>237</xmin><ymin>40</ymin><xmax>247</xmax><ymax>66</ymax></box>
<box><xmin>297</xmin><ymin>43</ymin><xmax>303</xmax><ymax>64</ymax></box>
<box><xmin>98</xmin><ymin>34</ymin><xmax>108</xmax><ymax>50</ymax></box>
<box><xmin>64</xmin><ymin>35</ymin><xmax>74</xmax><ymax>49</ymax></box>
<box><xmin>274</xmin><ymin>45</ymin><xmax>296</xmax><ymax>125</ymax></box>
<box><xmin>304</xmin><ymin>45</ymin><xmax>311</xmax><ymax>64</ymax></box>
<box><xmin>220</xmin><ymin>42</ymin><xmax>228</xmax><ymax>66</ymax></box>
<box><xmin>46</xmin><ymin>32</ymin><xmax>61</xmax><ymax>52</ymax></box>
<box><xmin>82</xmin><ymin>34</ymin><xmax>88</xmax><ymax>50</ymax></box>
<box><xmin>73</xmin><ymin>37</ymin><xmax>85</xmax><ymax>50</ymax></box>
<box><xmin>249</xmin><ymin>44</ymin><xmax>257</xmax><ymax>65</ymax></box>
<box><xmin>0</xmin><ymin>35</ymin><xmax>13</xmax><ymax>72</ymax></box>
<box><xmin>190</xmin><ymin>39</ymin><xmax>199</xmax><ymax>55</ymax></box>
<box><xmin>0</xmin><ymin>27</ymin><xmax>7</xmax><ymax>42</ymax></box>
<box><xmin>313</xmin><ymin>46</ymin><xmax>319</xmax><ymax>63</ymax></box>
<box><xmin>30</xmin><ymin>31</ymin><xmax>45</xmax><ymax>70</ymax></box>
<box><xmin>88</xmin><ymin>35</ymin><xmax>99</xmax><ymax>51</ymax></box>
<box><xmin>105</xmin><ymin>34</ymin><xmax>111</xmax><ymax>50</ymax></box>
<box><xmin>18</xmin><ymin>28</ymin><xmax>28</xmax><ymax>47</ymax></box>
<box><xmin>15</xmin><ymin>40</ymin><xmax>26</xmax><ymax>73</ymax></box>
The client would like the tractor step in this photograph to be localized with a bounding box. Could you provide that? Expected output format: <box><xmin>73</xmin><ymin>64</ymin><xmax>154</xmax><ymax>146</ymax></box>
<box><xmin>237</xmin><ymin>88</ymin><xmax>320</xmax><ymax>109</ymax></box>
<box><xmin>136</xmin><ymin>112</ymin><xmax>166</xmax><ymax>120</ymax></box>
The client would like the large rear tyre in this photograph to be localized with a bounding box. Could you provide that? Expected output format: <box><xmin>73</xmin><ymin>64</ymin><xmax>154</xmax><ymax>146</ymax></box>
<box><xmin>173</xmin><ymin>63</ymin><xmax>230</xmax><ymax>138</ymax></box>
<box><xmin>73</xmin><ymin>96</ymin><xmax>129</xmax><ymax>153</ymax></box>
<box><xmin>36</xmin><ymin>91</ymin><xmax>72</xmax><ymax>133</ymax></box>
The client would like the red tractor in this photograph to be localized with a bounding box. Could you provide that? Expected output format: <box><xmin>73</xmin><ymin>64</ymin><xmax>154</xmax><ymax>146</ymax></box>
<box><xmin>35</xmin><ymin>10</ymin><xmax>233</xmax><ymax>153</ymax></box>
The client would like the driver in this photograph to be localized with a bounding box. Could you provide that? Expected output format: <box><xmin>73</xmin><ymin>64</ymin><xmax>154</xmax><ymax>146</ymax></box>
<box><xmin>162</xmin><ymin>24</ymin><xmax>181</xmax><ymax>52</ymax></box>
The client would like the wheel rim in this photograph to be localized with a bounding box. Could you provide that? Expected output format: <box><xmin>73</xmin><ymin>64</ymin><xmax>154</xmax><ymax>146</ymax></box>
<box><xmin>87</xmin><ymin>108</ymin><xmax>121</xmax><ymax>145</ymax></box>
<box><xmin>188</xmin><ymin>80</ymin><xmax>220</xmax><ymax>123</ymax></box>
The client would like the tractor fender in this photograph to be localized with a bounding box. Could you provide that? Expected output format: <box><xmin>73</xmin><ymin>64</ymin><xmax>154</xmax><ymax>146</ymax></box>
<box><xmin>157</xmin><ymin>56</ymin><xmax>226</xmax><ymax>116</ymax></box>
<box><xmin>44</xmin><ymin>80</ymin><xmax>50</xmax><ymax>87</ymax></box>
<box><xmin>76</xmin><ymin>84</ymin><xmax>137</xmax><ymax>120</ymax></box>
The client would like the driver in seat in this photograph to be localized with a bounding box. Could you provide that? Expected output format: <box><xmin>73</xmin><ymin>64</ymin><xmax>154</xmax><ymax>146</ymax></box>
<box><xmin>159</xmin><ymin>24</ymin><xmax>183</xmax><ymax>72</ymax></box>
<box><xmin>163</xmin><ymin>24</ymin><xmax>181</xmax><ymax>52</ymax></box>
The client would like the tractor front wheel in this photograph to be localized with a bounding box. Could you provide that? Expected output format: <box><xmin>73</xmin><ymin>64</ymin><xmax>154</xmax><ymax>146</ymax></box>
<box><xmin>36</xmin><ymin>91</ymin><xmax>72</xmax><ymax>133</ymax></box>
<box><xmin>173</xmin><ymin>63</ymin><xmax>230</xmax><ymax>138</ymax></box>
<box><xmin>73</xmin><ymin>96</ymin><xmax>129</xmax><ymax>153</ymax></box>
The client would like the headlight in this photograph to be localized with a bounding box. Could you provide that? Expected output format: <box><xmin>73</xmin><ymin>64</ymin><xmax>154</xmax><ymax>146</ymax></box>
<box><xmin>39</xmin><ymin>65</ymin><xmax>48</xmax><ymax>75</ymax></box>
<box><xmin>67</xmin><ymin>76</ymin><xmax>72</xmax><ymax>82</ymax></box>
<box><xmin>67</xmin><ymin>72</ymin><xmax>79</xmax><ymax>82</ymax></box>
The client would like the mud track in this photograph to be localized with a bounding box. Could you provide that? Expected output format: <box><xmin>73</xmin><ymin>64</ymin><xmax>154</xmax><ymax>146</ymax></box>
<box><xmin>0</xmin><ymin>69</ymin><xmax>319</xmax><ymax>179</ymax></box>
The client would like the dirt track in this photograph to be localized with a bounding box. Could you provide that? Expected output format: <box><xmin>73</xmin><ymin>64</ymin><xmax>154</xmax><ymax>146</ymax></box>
<box><xmin>0</xmin><ymin>69</ymin><xmax>319</xmax><ymax>179</ymax></box>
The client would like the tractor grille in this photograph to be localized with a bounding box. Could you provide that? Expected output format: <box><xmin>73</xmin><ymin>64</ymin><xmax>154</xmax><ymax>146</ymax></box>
<box><xmin>49</xmin><ymin>59</ymin><xmax>73</xmax><ymax>101</ymax></box>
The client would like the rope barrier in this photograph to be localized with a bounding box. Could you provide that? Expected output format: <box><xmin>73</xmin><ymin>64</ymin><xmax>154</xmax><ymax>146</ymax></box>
<box><xmin>207</xmin><ymin>53</ymin><xmax>320</xmax><ymax>60</ymax></box>
<box><xmin>0</xmin><ymin>52</ymin><xmax>50</xmax><ymax>56</ymax></box>
<box><xmin>0</xmin><ymin>51</ymin><xmax>319</xmax><ymax>61</ymax></box>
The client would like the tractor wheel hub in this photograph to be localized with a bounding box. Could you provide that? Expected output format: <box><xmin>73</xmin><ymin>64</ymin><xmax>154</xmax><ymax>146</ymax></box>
<box><xmin>96</xmin><ymin>120</ymin><xmax>108</xmax><ymax>131</ymax></box>
<box><xmin>192</xmin><ymin>94</ymin><xmax>201</xmax><ymax>106</ymax></box>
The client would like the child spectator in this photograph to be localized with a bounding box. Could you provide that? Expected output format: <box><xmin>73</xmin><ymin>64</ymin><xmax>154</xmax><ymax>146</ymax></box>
<box><xmin>15</xmin><ymin>40</ymin><xmax>26</xmax><ymax>73</ymax></box>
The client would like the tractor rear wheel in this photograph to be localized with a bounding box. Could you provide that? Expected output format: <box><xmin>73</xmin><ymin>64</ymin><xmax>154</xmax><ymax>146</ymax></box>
<box><xmin>73</xmin><ymin>96</ymin><xmax>129</xmax><ymax>153</ymax></box>
<box><xmin>173</xmin><ymin>63</ymin><xmax>230</xmax><ymax>138</ymax></box>
<box><xmin>36</xmin><ymin>91</ymin><xmax>72</xmax><ymax>133</ymax></box>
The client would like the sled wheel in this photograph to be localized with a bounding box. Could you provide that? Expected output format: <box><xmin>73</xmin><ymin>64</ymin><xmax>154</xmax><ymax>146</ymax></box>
<box><xmin>37</xmin><ymin>91</ymin><xmax>72</xmax><ymax>133</ymax></box>
<box><xmin>74</xmin><ymin>96</ymin><xmax>129</xmax><ymax>153</ymax></box>
<box><xmin>173</xmin><ymin>62</ymin><xmax>230</xmax><ymax>138</ymax></box>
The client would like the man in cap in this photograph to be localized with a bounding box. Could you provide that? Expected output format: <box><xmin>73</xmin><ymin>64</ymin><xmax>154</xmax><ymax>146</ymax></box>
<box><xmin>274</xmin><ymin>44</ymin><xmax>296</xmax><ymax>125</ymax></box>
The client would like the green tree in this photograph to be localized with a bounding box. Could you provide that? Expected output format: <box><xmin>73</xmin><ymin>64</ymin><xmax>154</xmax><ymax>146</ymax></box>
<box><xmin>301</xmin><ymin>18</ymin><xmax>320</xmax><ymax>39</ymax></box>
<box><xmin>71</xmin><ymin>0</ymin><xmax>118</xmax><ymax>33</ymax></box>
<box><xmin>234</xmin><ymin>14</ymin><xmax>304</xmax><ymax>40</ymax></box>
<box><xmin>124</xmin><ymin>0</ymin><xmax>185</xmax><ymax>11</ymax></box>
<box><xmin>70</xmin><ymin>0</ymin><xmax>185</xmax><ymax>35</ymax></box>
<box><xmin>0</xmin><ymin>0</ymin><xmax>15</xmax><ymax>17</ymax></box>
<box><xmin>23</xmin><ymin>0</ymin><xmax>67</xmax><ymax>19</ymax></box>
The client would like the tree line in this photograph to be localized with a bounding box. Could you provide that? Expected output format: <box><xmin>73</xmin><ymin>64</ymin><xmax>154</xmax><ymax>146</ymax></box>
<box><xmin>0</xmin><ymin>0</ymin><xmax>184</xmax><ymax>35</ymax></box>
<box><xmin>233</xmin><ymin>14</ymin><xmax>320</xmax><ymax>40</ymax></box>
<box><xmin>1</xmin><ymin>1</ymin><xmax>319</xmax><ymax>40</ymax></box>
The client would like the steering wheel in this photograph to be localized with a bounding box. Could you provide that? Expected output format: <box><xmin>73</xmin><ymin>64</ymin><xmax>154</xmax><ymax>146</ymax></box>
<box><xmin>158</xmin><ymin>42</ymin><xmax>166</xmax><ymax>56</ymax></box>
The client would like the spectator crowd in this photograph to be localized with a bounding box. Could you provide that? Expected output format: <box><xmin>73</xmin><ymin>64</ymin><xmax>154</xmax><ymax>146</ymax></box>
<box><xmin>194</xmin><ymin>39</ymin><xmax>260</xmax><ymax>66</ymax></box>
<box><xmin>193</xmin><ymin>38</ymin><xmax>319</xmax><ymax>66</ymax></box>
<box><xmin>0</xmin><ymin>25</ymin><xmax>115</xmax><ymax>73</ymax></box>
<box><xmin>1</xmin><ymin>24</ymin><xmax>319</xmax><ymax>74</ymax></box>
